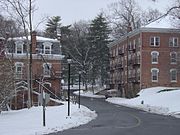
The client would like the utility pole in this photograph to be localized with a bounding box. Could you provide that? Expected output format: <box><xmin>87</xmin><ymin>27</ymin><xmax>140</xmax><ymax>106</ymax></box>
<box><xmin>78</xmin><ymin>71</ymin><xmax>81</xmax><ymax>108</ymax></box>
<box><xmin>126</xmin><ymin>35</ymin><xmax>129</xmax><ymax>98</ymax></box>
<box><xmin>29</xmin><ymin>0</ymin><xmax>33</xmax><ymax>107</ymax></box>
<box><xmin>43</xmin><ymin>90</ymin><xmax>46</xmax><ymax>127</ymax></box>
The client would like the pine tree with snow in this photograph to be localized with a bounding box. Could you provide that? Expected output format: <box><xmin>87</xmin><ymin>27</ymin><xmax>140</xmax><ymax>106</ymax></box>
<box><xmin>44</xmin><ymin>16</ymin><xmax>61</xmax><ymax>39</ymax></box>
<box><xmin>88</xmin><ymin>13</ymin><xmax>111</xmax><ymax>86</ymax></box>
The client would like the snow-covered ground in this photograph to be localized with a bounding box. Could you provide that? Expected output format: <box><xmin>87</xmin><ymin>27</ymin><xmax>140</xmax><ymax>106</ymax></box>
<box><xmin>74</xmin><ymin>90</ymin><xmax>105</xmax><ymax>99</ymax></box>
<box><xmin>106</xmin><ymin>87</ymin><xmax>180</xmax><ymax>118</ymax></box>
<box><xmin>0</xmin><ymin>102</ymin><xmax>97</xmax><ymax>135</ymax></box>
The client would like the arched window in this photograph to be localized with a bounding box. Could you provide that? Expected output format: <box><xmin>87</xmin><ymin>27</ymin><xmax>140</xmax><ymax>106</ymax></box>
<box><xmin>170</xmin><ymin>69</ymin><xmax>177</xmax><ymax>82</ymax></box>
<box><xmin>151</xmin><ymin>68</ymin><xmax>159</xmax><ymax>82</ymax></box>
<box><xmin>43</xmin><ymin>42</ymin><xmax>52</xmax><ymax>54</ymax></box>
<box><xmin>170</xmin><ymin>52</ymin><xmax>177</xmax><ymax>64</ymax></box>
<box><xmin>151</xmin><ymin>51</ymin><xmax>159</xmax><ymax>64</ymax></box>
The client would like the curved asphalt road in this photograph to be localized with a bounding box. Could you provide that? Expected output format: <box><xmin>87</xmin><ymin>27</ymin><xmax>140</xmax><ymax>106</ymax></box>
<box><xmin>48</xmin><ymin>97</ymin><xmax>180</xmax><ymax>135</ymax></box>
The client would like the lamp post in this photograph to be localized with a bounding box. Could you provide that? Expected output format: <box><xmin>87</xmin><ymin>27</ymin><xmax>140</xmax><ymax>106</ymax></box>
<box><xmin>78</xmin><ymin>71</ymin><xmax>82</xmax><ymax>108</ymax></box>
<box><xmin>67</xmin><ymin>56</ymin><xmax>72</xmax><ymax>116</ymax></box>
<box><xmin>56</xmin><ymin>22</ymin><xmax>62</xmax><ymax>98</ymax></box>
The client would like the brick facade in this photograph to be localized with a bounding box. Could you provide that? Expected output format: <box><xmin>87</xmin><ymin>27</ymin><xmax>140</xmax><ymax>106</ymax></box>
<box><xmin>108</xmin><ymin>28</ymin><xmax>180</xmax><ymax>98</ymax></box>
<box><xmin>4</xmin><ymin>32</ymin><xmax>63</xmax><ymax>109</ymax></box>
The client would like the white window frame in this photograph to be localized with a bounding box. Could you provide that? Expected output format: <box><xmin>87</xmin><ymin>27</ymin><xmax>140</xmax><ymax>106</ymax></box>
<box><xmin>43</xmin><ymin>63</ymin><xmax>52</xmax><ymax>77</ymax></box>
<box><xmin>15</xmin><ymin>62</ymin><xmax>24</xmax><ymax>79</ymax></box>
<box><xmin>150</xmin><ymin>36</ymin><xmax>160</xmax><ymax>47</ymax></box>
<box><xmin>15</xmin><ymin>41</ymin><xmax>24</xmax><ymax>54</ymax></box>
<box><xmin>169</xmin><ymin>37</ymin><xmax>178</xmax><ymax>47</ymax></box>
<box><xmin>170</xmin><ymin>52</ymin><xmax>177</xmax><ymax>64</ymax></box>
<box><xmin>151</xmin><ymin>68</ymin><xmax>159</xmax><ymax>82</ymax></box>
<box><xmin>170</xmin><ymin>69</ymin><xmax>177</xmax><ymax>82</ymax></box>
<box><xmin>43</xmin><ymin>42</ymin><xmax>52</xmax><ymax>54</ymax></box>
<box><xmin>151</xmin><ymin>51</ymin><xmax>159</xmax><ymax>64</ymax></box>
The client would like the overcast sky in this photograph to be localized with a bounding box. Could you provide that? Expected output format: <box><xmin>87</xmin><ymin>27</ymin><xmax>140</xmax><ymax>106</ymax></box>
<box><xmin>34</xmin><ymin>0</ymin><xmax>118</xmax><ymax>30</ymax></box>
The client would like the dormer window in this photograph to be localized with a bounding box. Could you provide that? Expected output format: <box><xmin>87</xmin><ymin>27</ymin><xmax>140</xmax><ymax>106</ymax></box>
<box><xmin>43</xmin><ymin>42</ymin><xmax>52</xmax><ymax>54</ymax></box>
<box><xmin>15</xmin><ymin>41</ymin><xmax>24</xmax><ymax>54</ymax></box>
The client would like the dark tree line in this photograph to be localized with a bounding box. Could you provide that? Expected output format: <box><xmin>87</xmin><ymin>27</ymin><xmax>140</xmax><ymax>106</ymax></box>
<box><xmin>44</xmin><ymin>14</ymin><xmax>111</xmax><ymax>89</ymax></box>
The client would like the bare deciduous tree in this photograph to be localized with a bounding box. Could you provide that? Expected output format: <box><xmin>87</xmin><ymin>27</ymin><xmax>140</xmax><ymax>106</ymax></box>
<box><xmin>0</xmin><ymin>58</ymin><xmax>15</xmax><ymax>112</ymax></box>
<box><xmin>1</xmin><ymin>0</ymin><xmax>36</xmax><ymax>108</ymax></box>
<box><xmin>62</xmin><ymin>21</ymin><xmax>95</xmax><ymax>90</ymax></box>
<box><xmin>105</xmin><ymin>0</ymin><xmax>163</xmax><ymax>39</ymax></box>
<box><xmin>106</xmin><ymin>0</ymin><xmax>141</xmax><ymax>38</ymax></box>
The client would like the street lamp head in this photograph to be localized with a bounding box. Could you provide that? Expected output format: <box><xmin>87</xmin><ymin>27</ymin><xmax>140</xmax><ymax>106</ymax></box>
<box><xmin>78</xmin><ymin>71</ymin><xmax>82</xmax><ymax>74</ymax></box>
<box><xmin>67</xmin><ymin>55</ymin><xmax>72</xmax><ymax>64</ymax></box>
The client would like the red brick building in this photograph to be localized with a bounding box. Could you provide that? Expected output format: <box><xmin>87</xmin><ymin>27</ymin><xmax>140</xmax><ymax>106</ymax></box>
<box><xmin>108</xmin><ymin>17</ymin><xmax>180</xmax><ymax>98</ymax></box>
<box><xmin>5</xmin><ymin>32</ymin><xmax>64</xmax><ymax>109</ymax></box>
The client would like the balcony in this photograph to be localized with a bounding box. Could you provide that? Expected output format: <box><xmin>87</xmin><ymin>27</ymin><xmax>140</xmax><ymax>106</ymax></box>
<box><xmin>110</xmin><ymin>53</ymin><xmax>115</xmax><ymax>59</ymax></box>
<box><xmin>110</xmin><ymin>66</ymin><xmax>115</xmax><ymax>72</ymax></box>
<box><xmin>129</xmin><ymin>48</ymin><xmax>136</xmax><ymax>53</ymax></box>
<box><xmin>109</xmin><ymin>79</ymin><xmax>115</xmax><ymax>84</ymax></box>
<box><xmin>6</xmin><ymin>53</ymin><xmax>64</xmax><ymax>60</ymax></box>
<box><xmin>128</xmin><ymin>58</ymin><xmax>140</xmax><ymax>66</ymax></box>
<box><xmin>128</xmin><ymin>76</ymin><xmax>140</xmax><ymax>83</ymax></box>
<box><xmin>116</xmin><ymin>63</ymin><xmax>123</xmax><ymax>70</ymax></box>
<box><xmin>118</xmin><ymin>49</ymin><xmax>124</xmax><ymax>56</ymax></box>
<box><xmin>133</xmin><ymin>58</ymin><xmax>140</xmax><ymax>66</ymax></box>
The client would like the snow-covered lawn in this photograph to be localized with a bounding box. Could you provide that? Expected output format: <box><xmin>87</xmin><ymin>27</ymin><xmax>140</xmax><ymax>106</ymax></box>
<box><xmin>74</xmin><ymin>90</ymin><xmax>105</xmax><ymax>98</ymax></box>
<box><xmin>106</xmin><ymin>87</ymin><xmax>180</xmax><ymax>117</ymax></box>
<box><xmin>0</xmin><ymin>102</ymin><xmax>97</xmax><ymax>135</ymax></box>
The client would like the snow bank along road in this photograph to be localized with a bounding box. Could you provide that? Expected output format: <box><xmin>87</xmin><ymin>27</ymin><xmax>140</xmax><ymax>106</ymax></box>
<box><xmin>47</xmin><ymin>97</ymin><xmax>180</xmax><ymax>135</ymax></box>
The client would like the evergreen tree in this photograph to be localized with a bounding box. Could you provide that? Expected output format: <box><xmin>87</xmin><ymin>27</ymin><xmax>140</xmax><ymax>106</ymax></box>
<box><xmin>88</xmin><ymin>13</ymin><xmax>111</xmax><ymax>86</ymax></box>
<box><xmin>44</xmin><ymin>16</ymin><xmax>61</xmax><ymax>39</ymax></box>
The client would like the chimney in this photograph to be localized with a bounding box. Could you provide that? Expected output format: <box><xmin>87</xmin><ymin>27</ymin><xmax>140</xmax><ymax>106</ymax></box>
<box><xmin>31</xmin><ymin>31</ymin><xmax>37</xmax><ymax>54</ymax></box>
<box><xmin>127</xmin><ymin>25</ymin><xmax>132</xmax><ymax>33</ymax></box>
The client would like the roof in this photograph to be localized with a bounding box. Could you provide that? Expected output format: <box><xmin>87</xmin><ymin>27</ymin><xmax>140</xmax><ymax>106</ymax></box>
<box><xmin>9</xmin><ymin>36</ymin><xmax>59</xmax><ymax>43</ymax></box>
<box><xmin>142</xmin><ymin>15</ymin><xmax>179</xmax><ymax>29</ymax></box>
<box><xmin>108</xmin><ymin>15</ymin><xmax>180</xmax><ymax>48</ymax></box>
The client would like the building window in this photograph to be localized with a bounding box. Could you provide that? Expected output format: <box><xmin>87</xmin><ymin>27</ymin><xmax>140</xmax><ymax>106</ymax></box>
<box><xmin>129</xmin><ymin>41</ymin><xmax>132</xmax><ymax>50</ymax></box>
<box><xmin>15</xmin><ymin>62</ymin><xmax>24</xmax><ymax>79</ymax></box>
<box><xmin>43</xmin><ymin>42</ymin><xmax>52</xmax><ymax>54</ymax></box>
<box><xmin>170</xmin><ymin>69</ymin><xmax>177</xmax><ymax>82</ymax></box>
<box><xmin>169</xmin><ymin>37</ymin><xmax>178</xmax><ymax>47</ymax></box>
<box><xmin>151</xmin><ymin>68</ymin><xmax>159</xmax><ymax>82</ymax></box>
<box><xmin>170</xmin><ymin>52</ymin><xmax>177</xmax><ymax>64</ymax></box>
<box><xmin>15</xmin><ymin>41</ymin><xmax>24</xmax><ymax>54</ymax></box>
<box><xmin>151</xmin><ymin>51</ymin><xmax>159</xmax><ymax>64</ymax></box>
<box><xmin>150</xmin><ymin>37</ymin><xmax>160</xmax><ymax>47</ymax></box>
<box><xmin>43</xmin><ymin>63</ymin><xmax>52</xmax><ymax>77</ymax></box>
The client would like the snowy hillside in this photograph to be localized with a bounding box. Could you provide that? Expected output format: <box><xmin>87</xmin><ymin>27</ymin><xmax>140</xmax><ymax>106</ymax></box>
<box><xmin>106</xmin><ymin>87</ymin><xmax>180</xmax><ymax>117</ymax></box>
<box><xmin>0</xmin><ymin>103</ymin><xmax>97</xmax><ymax>135</ymax></box>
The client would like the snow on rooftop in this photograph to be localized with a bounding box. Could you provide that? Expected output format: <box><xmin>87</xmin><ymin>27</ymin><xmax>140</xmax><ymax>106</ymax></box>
<box><xmin>143</xmin><ymin>15</ymin><xmax>179</xmax><ymax>29</ymax></box>
<box><xmin>11</xmin><ymin>36</ymin><xmax>59</xmax><ymax>42</ymax></box>
<box><xmin>36</xmin><ymin>36</ymin><xmax>59</xmax><ymax>42</ymax></box>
